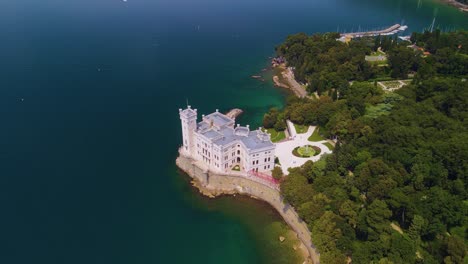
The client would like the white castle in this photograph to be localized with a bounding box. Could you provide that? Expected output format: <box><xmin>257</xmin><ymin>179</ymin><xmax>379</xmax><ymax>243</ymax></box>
<box><xmin>179</xmin><ymin>106</ymin><xmax>276</xmax><ymax>173</ymax></box>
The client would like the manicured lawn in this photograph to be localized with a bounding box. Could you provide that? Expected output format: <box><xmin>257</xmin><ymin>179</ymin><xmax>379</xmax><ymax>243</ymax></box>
<box><xmin>298</xmin><ymin>146</ymin><xmax>315</xmax><ymax>156</ymax></box>
<box><xmin>308</xmin><ymin>127</ymin><xmax>324</xmax><ymax>142</ymax></box>
<box><xmin>292</xmin><ymin>145</ymin><xmax>321</xmax><ymax>158</ymax></box>
<box><xmin>265</xmin><ymin>128</ymin><xmax>286</xmax><ymax>143</ymax></box>
<box><xmin>294</xmin><ymin>124</ymin><xmax>308</xmax><ymax>134</ymax></box>
<box><xmin>323</xmin><ymin>142</ymin><xmax>335</xmax><ymax>151</ymax></box>
<box><xmin>371</xmin><ymin>50</ymin><xmax>386</xmax><ymax>56</ymax></box>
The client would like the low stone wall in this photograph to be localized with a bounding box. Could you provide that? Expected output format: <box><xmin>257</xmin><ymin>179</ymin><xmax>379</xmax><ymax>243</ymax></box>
<box><xmin>176</xmin><ymin>153</ymin><xmax>320</xmax><ymax>264</ymax></box>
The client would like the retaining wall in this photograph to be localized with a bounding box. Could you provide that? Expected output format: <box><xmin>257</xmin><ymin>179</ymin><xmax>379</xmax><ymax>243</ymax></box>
<box><xmin>176</xmin><ymin>153</ymin><xmax>320</xmax><ymax>264</ymax></box>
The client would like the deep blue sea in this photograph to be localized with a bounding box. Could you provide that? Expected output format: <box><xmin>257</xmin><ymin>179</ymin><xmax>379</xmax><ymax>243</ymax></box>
<box><xmin>1</xmin><ymin>0</ymin><xmax>466</xmax><ymax>263</ymax></box>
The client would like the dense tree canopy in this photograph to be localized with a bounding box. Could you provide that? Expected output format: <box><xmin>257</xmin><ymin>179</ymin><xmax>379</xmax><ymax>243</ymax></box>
<box><xmin>276</xmin><ymin>30</ymin><xmax>468</xmax><ymax>99</ymax></box>
<box><xmin>270</xmin><ymin>30</ymin><xmax>468</xmax><ymax>263</ymax></box>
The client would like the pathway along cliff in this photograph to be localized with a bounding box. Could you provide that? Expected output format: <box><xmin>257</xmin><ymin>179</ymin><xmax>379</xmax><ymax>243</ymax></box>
<box><xmin>176</xmin><ymin>151</ymin><xmax>320</xmax><ymax>264</ymax></box>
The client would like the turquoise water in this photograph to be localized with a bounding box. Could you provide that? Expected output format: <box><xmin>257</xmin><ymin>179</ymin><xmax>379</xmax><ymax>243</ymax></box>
<box><xmin>1</xmin><ymin>0</ymin><xmax>466</xmax><ymax>263</ymax></box>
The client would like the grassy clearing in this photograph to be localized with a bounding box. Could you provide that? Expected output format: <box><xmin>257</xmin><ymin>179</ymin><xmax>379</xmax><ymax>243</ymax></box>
<box><xmin>294</xmin><ymin>124</ymin><xmax>308</xmax><ymax>134</ymax></box>
<box><xmin>308</xmin><ymin>127</ymin><xmax>324</xmax><ymax>142</ymax></box>
<box><xmin>366</xmin><ymin>51</ymin><xmax>387</xmax><ymax>66</ymax></box>
<box><xmin>323</xmin><ymin>142</ymin><xmax>335</xmax><ymax>151</ymax></box>
<box><xmin>380</xmin><ymin>80</ymin><xmax>402</xmax><ymax>89</ymax></box>
<box><xmin>369</xmin><ymin>76</ymin><xmax>394</xmax><ymax>82</ymax></box>
<box><xmin>265</xmin><ymin>128</ymin><xmax>286</xmax><ymax>143</ymax></box>
<box><xmin>365</xmin><ymin>103</ymin><xmax>393</xmax><ymax>118</ymax></box>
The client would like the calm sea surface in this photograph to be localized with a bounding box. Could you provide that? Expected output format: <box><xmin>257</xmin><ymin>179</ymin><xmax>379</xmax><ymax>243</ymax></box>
<box><xmin>1</xmin><ymin>0</ymin><xmax>466</xmax><ymax>263</ymax></box>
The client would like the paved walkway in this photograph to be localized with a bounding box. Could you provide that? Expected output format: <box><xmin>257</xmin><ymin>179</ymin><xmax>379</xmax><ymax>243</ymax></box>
<box><xmin>286</xmin><ymin>120</ymin><xmax>297</xmax><ymax>138</ymax></box>
<box><xmin>275</xmin><ymin>125</ymin><xmax>332</xmax><ymax>175</ymax></box>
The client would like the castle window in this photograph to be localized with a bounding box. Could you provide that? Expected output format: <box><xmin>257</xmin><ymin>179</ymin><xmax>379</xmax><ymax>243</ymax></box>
<box><xmin>237</xmin><ymin>150</ymin><xmax>240</xmax><ymax>155</ymax></box>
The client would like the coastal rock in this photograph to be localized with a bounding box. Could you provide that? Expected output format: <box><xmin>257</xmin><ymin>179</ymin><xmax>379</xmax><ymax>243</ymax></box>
<box><xmin>176</xmin><ymin>154</ymin><xmax>318</xmax><ymax>264</ymax></box>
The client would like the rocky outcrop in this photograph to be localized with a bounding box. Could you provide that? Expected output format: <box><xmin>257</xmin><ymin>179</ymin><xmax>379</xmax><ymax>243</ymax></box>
<box><xmin>176</xmin><ymin>152</ymin><xmax>320</xmax><ymax>264</ymax></box>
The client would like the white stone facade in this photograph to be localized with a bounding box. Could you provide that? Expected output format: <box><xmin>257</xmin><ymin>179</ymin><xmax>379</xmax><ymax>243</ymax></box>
<box><xmin>179</xmin><ymin>106</ymin><xmax>275</xmax><ymax>173</ymax></box>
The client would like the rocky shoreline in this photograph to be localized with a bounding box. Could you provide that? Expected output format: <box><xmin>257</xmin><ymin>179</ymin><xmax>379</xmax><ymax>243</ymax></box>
<box><xmin>271</xmin><ymin>60</ymin><xmax>308</xmax><ymax>98</ymax></box>
<box><xmin>176</xmin><ymin>153</ymin><xmax>319</xmax><ymax>264</ymax></box>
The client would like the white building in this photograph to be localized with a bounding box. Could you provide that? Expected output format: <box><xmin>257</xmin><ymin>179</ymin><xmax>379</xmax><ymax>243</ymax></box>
<box><xmin>179</xmin><ymin>106</ymin><xmax>276</xmax><ymax>173</ymax></box>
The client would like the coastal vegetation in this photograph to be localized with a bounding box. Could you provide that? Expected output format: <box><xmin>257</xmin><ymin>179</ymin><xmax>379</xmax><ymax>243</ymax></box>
<box><xmin>267</xmin><ymin>30</ymin><xmax>468</xmax><ymax>263</ymax></box>
<box><xmin>272</xmin><ymin>166</ymin><xmax>283</xmax><ymax>180</ymax></box>
<box><xmin>275</xmin><ymin>30</ymin><xmax>468</xmax><ymax>97</ymax></box>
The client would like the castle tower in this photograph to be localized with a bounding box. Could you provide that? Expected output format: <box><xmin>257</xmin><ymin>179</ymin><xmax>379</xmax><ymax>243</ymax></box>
<box><xmin>179</xmin><ymin>106</ymin><xmax>197</xmax><ymax>155</ymax></box>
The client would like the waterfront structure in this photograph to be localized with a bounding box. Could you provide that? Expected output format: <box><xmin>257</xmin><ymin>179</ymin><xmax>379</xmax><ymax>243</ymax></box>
<box><xmin>337</xmin><ymin>24</ymin><xmax>408</xmax><ymax>42</ymax></box>
<box><xmin>179</xmin><ymin>106</ymin><xmax>276</xmax><ymax>173</ymax></box>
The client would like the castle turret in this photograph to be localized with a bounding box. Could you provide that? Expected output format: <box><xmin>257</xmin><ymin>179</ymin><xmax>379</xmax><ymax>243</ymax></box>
<box><xmin>179</xmin><ymin>106</ymin><xmax>197</xmax><ymax>155</ymax></box>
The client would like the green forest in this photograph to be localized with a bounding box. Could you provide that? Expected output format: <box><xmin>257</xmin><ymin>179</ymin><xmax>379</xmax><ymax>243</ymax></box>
<box><xmin>267</xmin><ymin>31</ymin><xmax>468</xmax><ymax>263</ymax></box>
<box><xmin>275</xmin><ymin>31</ymin><xmax>467</xmax><ymax>97</ymax></box>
